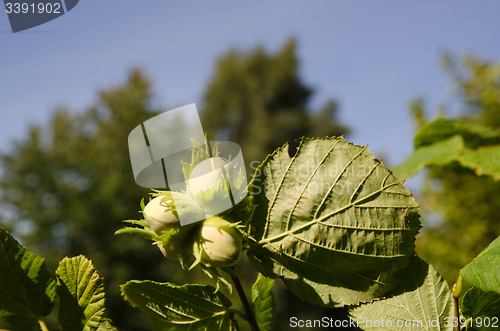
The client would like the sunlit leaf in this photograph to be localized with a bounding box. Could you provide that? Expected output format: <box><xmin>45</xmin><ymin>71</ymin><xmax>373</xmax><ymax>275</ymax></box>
<box><xmin>461</xmin><ymin>235</ymin><xmax>500</xmax><ymax>295</ymax></box>
<box><xmin>392</xmin><ymin>135</ymin><xmax>463</xmax><ymax>179</ymax></box>
<box><xmin>394</xmin><ymin>119</ymin><xmax>500</xmax><ymax>180</ymax></box>
<box><xmin>460</xmin><ymin>146</ymin><xmax>500</xmax><ymax>181</ymax></box>
<box><xmin>247</xmin><ymin>137</ymin><xmax>420</xmax><ymax>307</ymax></box>
<box><xmin>56</xmin><ymin>255</ymin><xmax>109</xmax><ymax>331</ymax></box>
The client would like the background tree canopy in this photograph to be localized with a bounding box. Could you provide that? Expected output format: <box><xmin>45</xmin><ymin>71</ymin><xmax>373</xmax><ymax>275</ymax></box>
<box><xmin>411</xmin><ymin>54</ymin><xmax>500</xmax><ymax>284</ymax></box>
<box><xmin>3</xmin><ymin>36</ymin><xmax>499</xmax><ymax>330</ymax></box>
<box><xmin>0</xmin><ymin>40</ymin><xmax>350</xmax><ymax>331</ymax></box>
<box><xmin>201</xmin><ymin>39</ymin><xmax>349</xmax><ymax>168</ymax></box>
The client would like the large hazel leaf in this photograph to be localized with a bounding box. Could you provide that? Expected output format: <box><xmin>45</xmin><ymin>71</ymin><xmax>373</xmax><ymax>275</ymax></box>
<box><xmin>349</xmin><ymin>256</ymin><xmax>454</xmax><ymax>331</ymax></box>
<box><xmin>461</xmin><ymin>235</ymin><xmax>500</xmax><ymax>295</ymax></box>
<box><xmin>251</xmin><ymin>274</ymin><xmax>276</xmax><ymax>331</ymax></box>
<box><xmin>247</xmin><ymin>137</ymin><xmax>420</xmax><ymax>307</ymax></box>
<box><xmin>56</xmin><ymin>255</ymin><xmax>108</xmax><ymax>331</ymax></box>
<box><xmin>121</xmin><ymin>280</ymin><xmax>236</xmax><ymax>331</ymax></box>
<box><xmin>0</xmin><ymin>227</ymin><xmax>56</xmax><ymax>330</ymax></box>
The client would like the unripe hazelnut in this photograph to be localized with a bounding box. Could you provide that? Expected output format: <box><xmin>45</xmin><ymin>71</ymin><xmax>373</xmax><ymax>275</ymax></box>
<box><xmin>159</xmin><ymin>242</ymin><xmax>182</xmax><ymax>260</ymax></box>
<box><xmin>143</xmin><ymin>196</ymin><xmax>180</xmax><ymax>234</ymax></box>
<box><xmin>198</xmin><ymin>216</ymin><xmax>242</xmax><ymax>267</ymax></box>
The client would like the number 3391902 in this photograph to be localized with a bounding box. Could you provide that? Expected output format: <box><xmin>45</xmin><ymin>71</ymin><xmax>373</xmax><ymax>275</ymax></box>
<box><xmin>5</xmin><ymin>2</ymin><xmax>61</xmax><ymax>14</ymax></box>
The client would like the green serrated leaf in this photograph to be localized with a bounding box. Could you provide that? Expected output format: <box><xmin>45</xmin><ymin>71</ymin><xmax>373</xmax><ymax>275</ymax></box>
<box><xmin>121</xmin><ymin>280</ymin><xmax>235</xmax><ymax>331</ymax></box>
<box><xmin>392</xmin><ymin>135</ymin><xmax>464</xmax><ymax>180</ymax></box>
<box><xmin>0</xmin><ymin>227</ymin><xmax>56</xmax><ymax>330</ymax></box>
<box><xmin>251</xmin><ymin>274</ymin><xmax>276</xmax><ymax>331</ymax></box>
<box><xmin>56</xmin><ymin>255</ymin><xmax>109</xmax><ymax>331</ymax></box>
<box><xmin>462</xmin><ymin>287</ymin><xmax>500</xmax><ymax>317</ymax></box>
<box><xmin>247</xmin><ymin>137</ymin><xmax>420</xmax><ymax>307</ymax></box>
<box><xmin>349</xmin><ymin>256</ymin><xmax>454</xmax><ymax>331</ymax></box>
<box><xmin>461</xmin><ymin>235</ymin><xmax>500</xmax><ymax>295</ymax></box>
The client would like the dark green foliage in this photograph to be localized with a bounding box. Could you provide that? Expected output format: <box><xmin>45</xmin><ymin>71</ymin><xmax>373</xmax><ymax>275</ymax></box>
<box><xmin>461</xmin><ymin>287</ymin><xmax>500</xmax><ymax>331</ymax></box>
<box><xmin>461</xmin><ymin>287</ymin><xmax>500</xmax><ymax>318</ymax></box>
<box><xmin>0</xmin><ymin>227</ymin><xmax>56</xmax><ymax>330</ymax></box>
<box><xmin>251</xmin><ymin>274</ymin><xmax>276</xmax><ymax>331</ymax></box>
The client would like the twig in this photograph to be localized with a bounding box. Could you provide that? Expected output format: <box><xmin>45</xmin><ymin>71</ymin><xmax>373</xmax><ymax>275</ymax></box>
<box><xmin>453</xmin><ymin>296</ymin><xmax>460</xmax><ymax>331</ymax></box>
<box><xmin>230</xmin><ymin>273</ymin><xmax>260</xmax><ymax>331</ymax></box>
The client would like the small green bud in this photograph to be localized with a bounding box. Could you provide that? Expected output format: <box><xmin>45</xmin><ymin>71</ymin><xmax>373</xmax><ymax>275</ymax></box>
<box><xmin>143</xmin><ymin>196</ymin><xmax>180</xmax><ymax>234</ymax></box>
<box><xmin>452</xmin><ymin>275</ymin><xmax>463</xmax><ymax>298</ymax></box>
<box><xmin>198</xmin><ymin>216</ymin><xmax>242</xmax><ymax>267</ymax></box>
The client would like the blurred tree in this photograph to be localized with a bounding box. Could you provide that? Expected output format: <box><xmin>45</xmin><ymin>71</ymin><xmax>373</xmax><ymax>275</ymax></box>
<box><xmin>412</xmin><ymin>55</ymin><xmax>500</xmax><ymax>284</ymax></box>
<box><xmin>201</xmin><ymin>39</ymin><xmax>349</xmax><ymax>170</ymax></box>
<box><xmin>0</xmin><ymin>70</ymin><xmax>194</xmax><ymax>331</ymax></box>
<box><xmin>0</xmin><ymin>40</ymin><xmax>353</xmax><ymax>331</ymax></box>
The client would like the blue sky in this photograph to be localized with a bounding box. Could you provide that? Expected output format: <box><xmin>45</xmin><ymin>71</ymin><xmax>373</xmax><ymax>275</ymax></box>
<box><xmin>2</xmin><ymin>1</ymin><xmax>500</xmax><ymax>191</ymax></box>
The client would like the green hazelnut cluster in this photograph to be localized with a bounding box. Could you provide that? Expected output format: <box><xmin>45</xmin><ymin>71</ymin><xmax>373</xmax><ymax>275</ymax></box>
<box><xmin>143</xmin><ymin>194</ymin><xmax>243</xmax><ymax>268</ymax></box>
<box><xmin>117</xmin><ymin>139</ymin><xmax>254</xmax><ymax>290</ymax></box>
